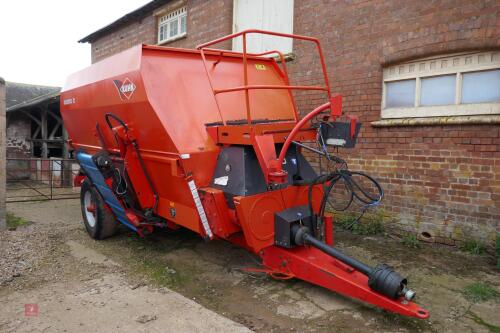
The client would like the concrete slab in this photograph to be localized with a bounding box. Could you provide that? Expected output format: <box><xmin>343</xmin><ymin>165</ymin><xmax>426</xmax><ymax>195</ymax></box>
<box><xmin>0</xmin><ymin>273</ymin><xmax>252</xmax><ymax>333</ymax></box>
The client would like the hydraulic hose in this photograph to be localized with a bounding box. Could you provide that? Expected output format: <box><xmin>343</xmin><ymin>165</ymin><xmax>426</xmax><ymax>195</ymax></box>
<box><xmin>277</xmin><ymin>101</ymin><xmax>332</xmax><ymax>166</ymax></box>
<box><xmin>293</xmin><ymin>168</ymin><xmax>384</xmax><ymax>237</ymax></box>
<box><xmin>103</xmin><ymin>112</ymin><xmax>159</xmax><ymax>215</ymax></box>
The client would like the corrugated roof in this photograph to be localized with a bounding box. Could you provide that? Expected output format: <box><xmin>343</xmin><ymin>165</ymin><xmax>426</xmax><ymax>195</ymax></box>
<box><xmin>79</xmin><ymin>0</ymin><xmax>170</xmax><ymax>43</ymax></box>
<box><xmin>6</xmin><ymin>82</ymin><xmax>60</xmax><ymax>112</ymax></box>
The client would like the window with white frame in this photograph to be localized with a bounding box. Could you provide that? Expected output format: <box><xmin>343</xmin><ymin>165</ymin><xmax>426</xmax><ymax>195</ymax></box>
<box><xmin>382</xmin><ymin>51</ymin><xmax>500</xmax><ymax>119</ymax></box>
<box><xmin>158</xmin><ymin>7</ymin><xmax>187</xmax><ymax>44</ymax></box>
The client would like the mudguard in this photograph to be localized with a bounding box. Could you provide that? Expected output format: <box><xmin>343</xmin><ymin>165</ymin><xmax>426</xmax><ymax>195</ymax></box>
<box><xmin>76</xmin><ymin>151</ymin><xmax>137</xmax><ymax>231</ymax></box>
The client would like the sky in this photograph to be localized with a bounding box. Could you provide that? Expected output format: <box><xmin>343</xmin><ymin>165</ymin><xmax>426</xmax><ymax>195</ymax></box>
<box><xmin>0</xmin><ymin>0</ymin><xmax>147</xmax><ymax>87</ymax></box>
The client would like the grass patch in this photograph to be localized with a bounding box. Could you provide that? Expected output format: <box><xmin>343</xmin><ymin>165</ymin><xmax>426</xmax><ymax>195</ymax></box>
<box><xmin>140</xmin><ymin>259</ymin><xmax>183</xmax><ymax>288</ymax></box>
<box><xmin>380</xmin><ymin>311</ymin><xmax>430</xmax><ymax>332</ymax></box>
<box><xmin>123</xmin><ymin>247</ymin><xmax>197</xmax><ymax>290</ymax></box>
<box><xmin>334</xmin><ymin>211</ymin><xmax>357</xmax><ymax>225</ymax></box>
<box><xmin>496</xmin><ymin>233</ymin><xmax>500</xmax><ymax>269</ymax></box>
<box><xmin>335</xmin><ymin>210</ymin><xmax>385</xmax><ymax>235</ymax></box>
<box><xmin>459</xmin><ymin>237</ymin><xmax>486</xmax><ymax>255</ymax></box>
<box><xmin>462</xmin><ymin>282</ymin><xmax>499</xmax><ymax>303</ymax></box>
<box><xmin>113</xmin><ymin>232</ymin><xmax>201</xmax><ymax>289</ymax></box>
<box><xmin>401</xmin><ymin>233</ymin><xmax>421</xmax><ymax>249</ymax></box>
<box><xmin>466</xmin><ymin>311</ymin><xmax>500</xmax><ymax>333</ymax></box>
<box><xmin>6</xmin><ymin>212</ymin><xmax>29</xmax><ymax>230</ymax></box>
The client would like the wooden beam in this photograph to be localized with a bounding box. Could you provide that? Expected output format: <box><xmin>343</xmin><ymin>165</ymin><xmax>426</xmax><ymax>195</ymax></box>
<box><xmin>41</xmin><ymin>107</ymin><xmax>48</xmax><ymax>158</ymax></box>
<box><xmin>32</xmin><ymin>126</ymin><xmax>41</xmax><ymax>139</ymax></box>
<box><xmin>49</xmin><ymin>122</ymin><xmax>61</xmax><ymax>139</ymax></box>
<box><xmin>47</xmin><ymin>109</ymin><xmax>62</xmax><ymax>122</ymax></box>
<box><xmin>30</xmin><ymin>138</ymin><xmax>63</xmax><ymax>143</ymax></box>
<box><xmin>61</xmin><ymin>128</ymin><xmax>72</xmax><ymax>186</ymax></box>
<box><xmin>62</xmin><ymin>127</ymin><xmax>69</xmax><ymax>159</ymax></box>
<box><xmin>21</xmin><ymin>110</ymin><xmax>41</xmax><ymax>141</ymax></box>
<box><xmin>21</xmin><ymin>110</ymin><xmax>41</xmax><ymax>126</ymax></box>
<box><xmin>47</xmin><ymin>108</ymin><xmax>63</xmax><ymax>140</ymax></box>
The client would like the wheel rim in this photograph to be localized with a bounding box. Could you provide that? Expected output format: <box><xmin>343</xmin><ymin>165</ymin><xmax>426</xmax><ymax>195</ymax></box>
<box><xmin>84</xmin><ymin>190</ymin><xmax>96</xmax><ymax>228</ymax></box>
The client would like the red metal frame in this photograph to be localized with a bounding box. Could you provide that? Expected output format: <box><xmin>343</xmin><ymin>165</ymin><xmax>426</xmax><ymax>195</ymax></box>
<box><xmin>197</xmin><ymin>29</ymin><xmax>332</xmax><ymax>126</ymax></box>
<box><xmin>261</xmin><ymin>246</ymin><xmax>429</xmax><ymax>319</ymax></box>
<box><xmin>197</xmin><ymin>30</ymin><xmax>339</xmax><ymax>184</ymax></box>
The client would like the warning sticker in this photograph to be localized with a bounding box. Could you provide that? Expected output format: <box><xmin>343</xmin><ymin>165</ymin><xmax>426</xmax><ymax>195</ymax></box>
<box><xmin>255</xmin><ymin>64</ymin><xmax>266</xmax><ymax>70</ymax></box>
<box><xmin>214</xmin><ymin>176</ymin><xmax>229</xmax><ymax>186</ymax></box>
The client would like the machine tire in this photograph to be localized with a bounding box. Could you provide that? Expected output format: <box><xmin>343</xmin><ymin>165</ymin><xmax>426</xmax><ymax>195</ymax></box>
<box><xmin>80</xmin><ymin>178</ymin><xmax>119</xmax><ymax>239</ymax></box>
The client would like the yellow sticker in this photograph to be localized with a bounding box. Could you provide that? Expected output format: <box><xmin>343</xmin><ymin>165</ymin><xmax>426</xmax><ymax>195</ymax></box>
<box><xmin>255</xmin><ymin>64</ymin><xmax>267</xmax><ymax>70</ymax></box>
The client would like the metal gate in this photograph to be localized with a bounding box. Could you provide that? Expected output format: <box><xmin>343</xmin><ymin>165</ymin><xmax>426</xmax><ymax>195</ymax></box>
<box><xmin>6</xmin><ymin>157</ymin><xmax>80</xmax><ymax>202</ymax></box>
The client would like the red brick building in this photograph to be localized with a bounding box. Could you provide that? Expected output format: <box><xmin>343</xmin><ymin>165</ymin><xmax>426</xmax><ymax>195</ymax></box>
<box><xmin>79</xmin><ymin>0</ymin><xmax>500</xmax><ymax>247</ymax></box>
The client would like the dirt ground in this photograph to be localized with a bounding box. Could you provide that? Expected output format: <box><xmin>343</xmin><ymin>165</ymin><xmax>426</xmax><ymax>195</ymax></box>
<box><xmin>1</xmin><ymin>198</ymin><xmax>499</xmax><ymax>333</ymax></box>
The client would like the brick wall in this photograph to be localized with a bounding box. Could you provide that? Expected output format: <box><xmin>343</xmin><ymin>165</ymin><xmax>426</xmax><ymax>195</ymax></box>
<box><xmin>91</xmin><ymin>0</ymin><xmax>233</xmax><ymax>63</ymax></box>
<box><xmin>6</xmin><ymin>113</ymin><xmax>31</xmax><ymax>181</ymax></box>
<box><xmin>6</xmin><ymin>113</ymin><xmax>31</xmax><ymax>158</ymax></box>
<box><xmin>289</xmin><ymin>0</ymin><xmax>500</xmax><ymax>246</ymax></box>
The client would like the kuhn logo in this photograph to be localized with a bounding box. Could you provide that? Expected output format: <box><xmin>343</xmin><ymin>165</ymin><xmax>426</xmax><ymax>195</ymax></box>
<box><xmin>113</xmin><ymin>78</ymin><xmax>136</xmax><ymax>100</ymax></box>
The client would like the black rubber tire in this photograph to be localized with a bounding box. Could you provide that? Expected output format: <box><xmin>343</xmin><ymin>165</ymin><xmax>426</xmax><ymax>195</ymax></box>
<box><xmin>80</xmin><ymin>178</ymin><xmax>119</xmax><ymax>239</ymax></box>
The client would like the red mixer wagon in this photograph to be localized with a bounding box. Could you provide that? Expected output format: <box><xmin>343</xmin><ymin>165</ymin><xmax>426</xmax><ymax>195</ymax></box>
<box><xmin>61</xmin><ymin>30</ymin><xmax>429</xmax><ymax>319</ymax></box>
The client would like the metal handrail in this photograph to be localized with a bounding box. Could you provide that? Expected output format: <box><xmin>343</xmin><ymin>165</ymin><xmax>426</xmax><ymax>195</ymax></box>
<box><xmin>196</xmin><ymin>29</ymin><xmax>332</xmax><ymax>126</ymax></box>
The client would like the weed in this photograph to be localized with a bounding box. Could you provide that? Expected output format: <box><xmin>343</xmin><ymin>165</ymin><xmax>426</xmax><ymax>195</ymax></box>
<box><xmin>401</xmin><ymin>233</ymin><xmax>421</xmax><ymax>249</ymax></box>
<box><xmin>459</xmin><ymin>237</ymin><xmax>486</xmax><ymax>255</ymax></box>
<box><xmin>381</xmin><ymin>311</ymin><xmax>430</xmax><ymax>332</ymax></box>
<box><xmin>335</xmin><ymin>210</ymin><xmax>384</xmax><ymax>235</ymax></box>
<box><xmin>466</xmin><ymin>311</ymin><xmax>500</xmax><ymax>333</ymax></box>
<box><xmin>496</xmin><ymin>233</ymin><xmax>500</xmax><ymax>270</ymax></box>
<box><xmin>119</xmin><ymin>233</ymin><xmax>200</xmax><ymax>290</ymax></box>
<box><xmin>335</xmin><ymin>211</ymin><xmax>358</xmax><ymax>226</ymax></box>
<box><xmin>140</xmin><ymin>259</ymin><xmax>183</xmax><ymax>288</ymax></box>
<box><xmin>462</xmin><ymin>282</ymin><xmax>499</xmax><ymax>303</ymax></box>
<box><xmin>6</xmin><ymin>212</ymin><xmax>28</xmax><ymax>230</ymax></box>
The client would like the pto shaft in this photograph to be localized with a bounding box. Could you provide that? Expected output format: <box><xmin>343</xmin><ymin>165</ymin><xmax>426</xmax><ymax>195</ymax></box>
<box><xmin>302</xmin><ymin>230</ymin><xmax>372</xmax><ymax>275</ymax></box>
<box><xmin>292</xmin><ymin>225</ymin><xmax>416</xmax><ymax>301</ymax></box>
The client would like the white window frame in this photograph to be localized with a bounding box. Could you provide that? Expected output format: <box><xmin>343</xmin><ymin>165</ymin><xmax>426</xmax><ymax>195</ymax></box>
<box><xmin>158</xmin><ymin>7</ymin><xmax>187</xmax><ymax>44</ymax></box>
<box><xmin>382</xmin><ymin>51</ymin><xmax>500</xmax><ymax>119</ymax></box>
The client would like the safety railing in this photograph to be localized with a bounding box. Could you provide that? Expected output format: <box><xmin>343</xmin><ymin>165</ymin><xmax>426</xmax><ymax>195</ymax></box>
<box><xmin>196</xmin><ymin>29</ymin><xmax>332</xmax><ymax>126</ymax></box>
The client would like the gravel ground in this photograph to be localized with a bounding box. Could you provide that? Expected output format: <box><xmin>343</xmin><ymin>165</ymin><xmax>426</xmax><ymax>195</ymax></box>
<box><xmin>0</xmin><ymin>200</ymin><xmax>79</xmax><ymax>286</ymax></box>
